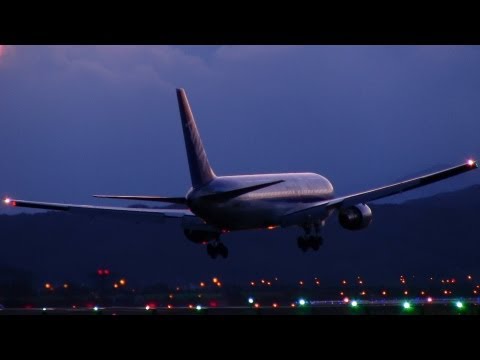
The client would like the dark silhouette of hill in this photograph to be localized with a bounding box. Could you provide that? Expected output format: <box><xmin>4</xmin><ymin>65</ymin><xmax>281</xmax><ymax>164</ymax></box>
<box><xmin>1</xmin><ymin>185</ymin><xmax>479</xmax><ymax>287</ymax></box>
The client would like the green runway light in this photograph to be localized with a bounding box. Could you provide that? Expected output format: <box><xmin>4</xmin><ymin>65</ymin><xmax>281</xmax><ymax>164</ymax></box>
<box><xmin>403</xmin><ymin>301</ymin><xmax>411</xmax><ymax>309</ymax></box>
<box><xmin>351</xmin><ymin>300</ymin><xmax>358</xmax><ymax>307</ymax></box>
<box><xmin>298</xmin><ymin>298</ymin><xmax>306</xmax><ymax>306</ymax></box>
<box><xmin>196</xmin><ymin>305</ymin><xmax>202</xmax><ymax>311</ymax></box>
<box><xmin>455</xmin><ymin>301</ymin><xmax>464</xmax><ymax>309</ymax></box>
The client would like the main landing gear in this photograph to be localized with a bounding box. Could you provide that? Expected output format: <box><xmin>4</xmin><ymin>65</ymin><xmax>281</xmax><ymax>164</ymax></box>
<box><xmin>297</xmin><ymin>223</ymin><xmax>324</xmax><ymax>252</ymax></box>
<box><xmin>206</xmin><ymin>241</ymin><xmax>229</xmax><ymax>259</ymax></box>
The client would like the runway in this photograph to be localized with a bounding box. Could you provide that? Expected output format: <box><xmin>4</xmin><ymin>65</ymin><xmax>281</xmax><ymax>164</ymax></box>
<box><xmin>1</xmin><ymin>298</ymin><xmax>479</xmax><ymax>315</ymax></box>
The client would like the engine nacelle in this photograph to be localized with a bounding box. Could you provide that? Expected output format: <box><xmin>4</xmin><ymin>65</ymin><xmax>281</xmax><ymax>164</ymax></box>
<box><xmin>183</xmin><ymin>229</ymin><xmax>219</xmax><ymax>244</ymax></box>
<box><xmin>338</xmin><ymin>204</ymin><xmax>372</xmax><ymax>231</ymax></box>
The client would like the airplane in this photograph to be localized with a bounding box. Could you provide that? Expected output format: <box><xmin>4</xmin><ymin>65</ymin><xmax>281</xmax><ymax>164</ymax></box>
<box><xmin>3</xmin><ymin>88</ymin><xmax>478</xmax><ymax>259</ymax></box>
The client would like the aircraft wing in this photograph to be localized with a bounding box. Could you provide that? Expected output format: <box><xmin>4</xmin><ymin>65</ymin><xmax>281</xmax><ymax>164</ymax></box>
<box><xmin>3</xmin><ymin>198</ymin><xmax>194</xmax><ymax>223</ymax></box>
<box><xmin>281</xmin><ymin>160</ymin><xmax>478</xmax><ymax>226</ymax></box>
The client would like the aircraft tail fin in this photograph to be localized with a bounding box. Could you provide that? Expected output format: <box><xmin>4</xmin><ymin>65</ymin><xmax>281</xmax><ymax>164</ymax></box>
<box><xmin>176</xmin><ymin>88</ymin><xmax>216</xmax><ymax>188</ymax></box>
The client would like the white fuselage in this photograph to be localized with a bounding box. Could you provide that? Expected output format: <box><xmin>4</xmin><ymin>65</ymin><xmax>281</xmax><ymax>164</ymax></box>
<box><xmin>187</xmin><ymin>173</ymin><xmax>334</xmax><ymax>230</ymax></box>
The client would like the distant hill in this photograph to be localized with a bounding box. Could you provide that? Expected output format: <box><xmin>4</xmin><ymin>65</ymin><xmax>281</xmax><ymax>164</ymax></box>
<box><xmin>1</xmin><ymin>185</ymin><xmax>479</xmax><ymax>287</ymax></box>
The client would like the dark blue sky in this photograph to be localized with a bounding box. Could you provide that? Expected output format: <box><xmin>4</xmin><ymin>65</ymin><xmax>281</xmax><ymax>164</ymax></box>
<box><xmin>1</xmin><ymin>45</ymin><xmax>479</xmax><ymax>213</ymax></box>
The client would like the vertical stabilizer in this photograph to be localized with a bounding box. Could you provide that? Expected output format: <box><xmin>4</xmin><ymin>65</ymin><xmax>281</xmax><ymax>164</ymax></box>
<box><xmin>176</xmin><ymin>88</ymin><xmax>216</xmax><ymax>187</ymax></box>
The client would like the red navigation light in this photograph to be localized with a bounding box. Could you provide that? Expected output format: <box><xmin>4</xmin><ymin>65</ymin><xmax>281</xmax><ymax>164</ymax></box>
<box><xmin>97</xmin><ymin>269</ymin><xmax>104</xmax><ymax>276</ymax></box>
<box><xmin>4</xmin><ymin>198</ymin><xmax>16</xmax><ymax>206</ymax></box>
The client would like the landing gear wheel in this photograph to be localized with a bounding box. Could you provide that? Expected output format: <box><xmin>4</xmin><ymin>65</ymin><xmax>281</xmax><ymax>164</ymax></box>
<box><xmin>207</xmin><ymin>243</ymin><xmax>218</xmax><ymax>259</ymax></box>
<box><xmin>206</xmin><ymin>242</ymin><xmax>228</xmax><ymax>259</ymax></box>
<box><xmin>218</xmin><ymin>243</ymin><xmax>229</xmax><ymax>258</ymax></box>
<box><xmin>297</xmin><ymin>236</ymin><xmax>309</xmax><ymax>252</ymax></box>
<box><xmin>297</xmin><ymin>233</ymin><xmax>324</xmax><ymax>252</ymax></box>
<box><xmin>310</xmin><ymin>236</ymin><xmax>322</xmax><ymax>251</ymax></box>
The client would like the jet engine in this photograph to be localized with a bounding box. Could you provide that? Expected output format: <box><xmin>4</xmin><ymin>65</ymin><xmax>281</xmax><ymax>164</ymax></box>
<box><xmin>338</xmin><ymin>204</ymin><xmax>372</xmax><ymax>230</ymax></box>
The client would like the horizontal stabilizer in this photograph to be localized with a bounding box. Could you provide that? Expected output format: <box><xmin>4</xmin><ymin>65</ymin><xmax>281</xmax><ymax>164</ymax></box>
<box><xmin>93</xmin><ymin>195</ymin><xmax>187</xmax><ymax>205</ymax></box>
<box><xmin>200</xmin><ymin>180</ymin><xmax>285</xmax><ymax>202</ymax></box>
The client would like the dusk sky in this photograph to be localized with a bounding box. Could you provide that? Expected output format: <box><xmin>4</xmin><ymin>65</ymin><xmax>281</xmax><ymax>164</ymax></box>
<box><xmin>1</xmin><ymin>45</ymin><xmax>479</xmax><ymax>213</ymax></box>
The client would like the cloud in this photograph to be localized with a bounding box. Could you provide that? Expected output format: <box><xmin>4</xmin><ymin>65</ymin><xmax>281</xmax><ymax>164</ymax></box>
<box><xmin>214</xmin><ymin>45</ymin><xmax>297</xmax><ymax>62</ymax></box>
<box><xmin>1</xmin><ymin>45</ymin><xmax>212</xmax><ymax>89</ymax></box>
